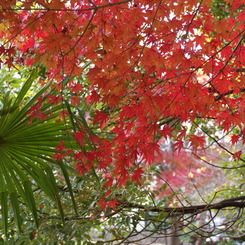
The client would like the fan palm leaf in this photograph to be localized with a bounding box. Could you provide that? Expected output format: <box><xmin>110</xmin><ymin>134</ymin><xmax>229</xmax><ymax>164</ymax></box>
<box><xmin>0</xmin><ymin>70</ymin><xmax>76</xmax><ymax>235</ymax></box>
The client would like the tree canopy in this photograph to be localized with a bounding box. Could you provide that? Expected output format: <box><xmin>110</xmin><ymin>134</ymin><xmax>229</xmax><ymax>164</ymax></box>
<box><xmin>0</xmin><ymin>0</ymin><xmax>244</xmax><ymax>244</ymax></box>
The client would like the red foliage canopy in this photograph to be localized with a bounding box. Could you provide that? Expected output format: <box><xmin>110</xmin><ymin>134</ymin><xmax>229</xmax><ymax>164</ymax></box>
<box><xmin>0</xmin><ymin>0</ymin><xmax>244</xmax><ymax>187</ymax></box>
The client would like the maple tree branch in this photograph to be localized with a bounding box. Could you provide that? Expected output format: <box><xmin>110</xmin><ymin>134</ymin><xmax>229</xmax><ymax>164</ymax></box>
<box><xmin>118</xmin><ymin>195</ymin><xmax>245</xmax><ymax>215</ymax></box>
<box><xmin>234</xmin><ymin>68</ymin><xmax>245</xmax><ymax>73</ymax></box>
<box><xmin>0</xmin><ymin>0</ymin><xmax>133</xmax><ymax>12</ymax></box>
<box><xmin>202</xmin><ymin>31</ymin><xmax>245</xmax><ymax>91</ymax></box>
<box><xmin>65</xmin><ymin>9</ymin><xmax>97</xmax><ymax>56</ymax></box>
<box><xmin>3</xmin><ymin>13</ymin><xmax>43</xmax><ymax>45</ymax></box>
<box><xmin>87</xmin><ymin>0</ymin><xmax>98</xmax><ymax>9</ymax></box>
<box><xmin>214</xmin><ymin>87</ymin><xmax>245</xmax><ymax>101</ymax></box>
<box><xmin>192</xmin><ymin>152</ymin><xmax>245</xmax><ymax>170</ymax></box>
<box><xmin>183</xmin><ymin>0</ymin><xmax>203</xmax><ymax>45</ymax></box>
<box><xmin>35</xmin><ymin>196</ymin><xmax>244</xmax><ymax>227</ymax></box>
<box><xmin>206</xmin><ymin>34</ymin><xmax>245</xmax><ymax>105</ymax></box>
<box><xmin>158</xmin><ymin>117</ymin><xmax>177</xmax><ymax>126</ymax></box>
<box><xmin>133</xmin><ymin>0</ymin><xmax>162</xmax><ymax>69</ymax></box>
<box><xmin>194</xmin><ymin>121</ymin><xmax>245</xmax><ymax>163</ymax></box>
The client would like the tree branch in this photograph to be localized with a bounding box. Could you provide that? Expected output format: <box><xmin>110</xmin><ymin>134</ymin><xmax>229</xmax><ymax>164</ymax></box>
<box><xmin>0</xmin><ymin>0</ymin><xmax>133</xmax><ymax>12</ymax></box>
<box><xmin>118</xmin><ymin>195</ymin><xmax>245</xmax><ymax>215</ymax></box>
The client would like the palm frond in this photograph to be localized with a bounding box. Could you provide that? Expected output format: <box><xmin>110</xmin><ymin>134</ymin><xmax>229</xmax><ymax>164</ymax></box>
<box><xmin>0</xmin><ymin>70</ymin><xmax>76</xmax><ymax>235</ymax></box>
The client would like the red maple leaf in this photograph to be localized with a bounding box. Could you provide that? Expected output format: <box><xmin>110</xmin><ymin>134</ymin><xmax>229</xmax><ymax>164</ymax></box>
<box><xmin>173</xmin><ymin>140</ymin><xmax>184</xmax><ymax>153</ymax></box>
<box><xmin>93</xmin><ymin>111</ymin><xmax>109</xmax><ymax>128</ymax></box>
<box><xmin>132</xmin><ymin>167</ymin><xmax>144</xmax><ymax>183</ymax></box>
<box><xmin>161</xmin><ymin>126</ymin><xmax>173</xmax><ymax>139</ymax></box>
<box><xmin>233</xmin><ymin>151</ymin><xmax>242</xmax><ymax>160</ymax></box>
<box><xmin>189</xmin><ymin>135</ymin><xmax>206</xmax><ymax>152</ymax></box>
<box><xmin>48</xmin><ymin>95</ymin><xmax>63</xmax><ymax>104</ymax></box>
<box><xmin>230</xmin><ymin>134</ymin><xmax>240</xmax><ymax>145</ymax></box>
<box><xmin>1</xmin><ymin>0</ymin><xmax>244</xmax><ymax>191</ymax></box>
<box><xmin>71</xmin><ymin>83</ymin><xmax>83</xmax><ymax>94</ymax></box>
<box><xmin>107</xmin><ymin>199</ymin><xmax>120</xmax><ymax>210</ymax></box>
<box><xmin>74</xmin><ymin>131</ymin><xmax>85</xmax><ymax>146</ymax></box>
<box><xmin>70</xmin><ymin>96</ymin><xmax>81</xmax><ymax>106</ymax></box>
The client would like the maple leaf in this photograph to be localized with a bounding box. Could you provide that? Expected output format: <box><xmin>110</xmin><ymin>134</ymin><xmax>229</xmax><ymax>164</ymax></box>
<box><xmin>56</xmin><ymin>141</ymin><xmax>66</xmax><ymax>151</ymax></box>
<box><xmin>74</xmin><ymin>131</ymin><xmax>85</xmax><ymax>146</ymax></box>
<box><xmin>132</xmin><ymin>167</ymin><xmax>144</xmax><ymax>183</ymax></box>
<box><xmin>87</xmin><ymin>90</ymin><xmax>101</xmax><ymax>103</ymax></box>
<box><xmin>48</xmin><ymin>95</ymin><xmax>63</xmax><ymax>104</ymax></box>
<box><xmin>173</xmin><ymin>140</ymin><xmax>184</xmax><ymax>153</ymax></box>
<box><xmin>4</xmin><ymin>58</ymin><xmax>14</xmax><ymax>68</ymax></box>
<box><xmin>189</xmin><ymin>135</ymin><xmax>206</xmax><ymax>152</ymax></box>
<box><xmin>93</xmin><ymin>111</ymin><xmax>109</xmax><ymax>128</ymax></box>
<box><xmin>59</xmin><ymin>110</ymin><xmax>70</xmax><ymax>119</ymax></box>
<box><xmin>105</xmin><ymin>177</ymin><xmax>113</xmax><ymax>188</ymax></box>
<box><xmin>98</xmin><ymin>199</ymin><xmax>107</xmax><ymax>211</ymax></box>
<box><xmin>71</xmin><ymin>83</ymin><xmax>83</xmax><ymax>94</ymax></box>
<box><xmin>233</xmin><ymin>151</ymin><xmax>242</xmax><ymax>160</ymax></box>
<box><xmin>105</xmin><ymin>190</ymin><xmax>112</xmax><ymax>197</ymax></box>
<box><xmin>230</xmin><ymin>134</ymin><xmax>240</xmax><ymax>145</ymax></box>
<box><xmin>242</xmin><ymin>128</ymin><xmax>245</xmax><ymax>144</ymax></box>
<box><xmin>53</xmin><ymin>153</ymin><xmax>64</xmax><ymax>161</ymax></box>
<box><xmin>70</xmin><ymin>96</ymin><xmax>81</xmax><ymax>106</ymax></box>
<box><xmin>177</xmin><ymin>128</ymin><xmax>187</xmax><ymax>140</ymax></box>
<box><xmin>161</xmin><ymin>126</ymin><xmax>173</xmax><ymax>139</ymax></box>
<box><xmin>107</xmin><ymin>199</ymin><xmax>120</xmax><ymax>211</ymax></box>
<box><xmin>75</xmin><ymin>162</ymin><xmax>87</xmax><ymax>176</ymax></box>
<box><xmin>20</xmin><ymin>37</ymin><xmax>35</xmax><ymax>52</ymax></box>
<box><xmin>26</xmin><ymin>57</ymin><xmax>35</xmax><ymax>66</ymax></box>
<box><xmin>141</xmin><ymin>142</ymin><xmax>162</xmax><ymax>164</ymax></box>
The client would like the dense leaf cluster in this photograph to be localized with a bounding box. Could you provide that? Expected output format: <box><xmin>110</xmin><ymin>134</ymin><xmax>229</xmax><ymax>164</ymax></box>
<box><xmin>0</xmin><ymin>0</ymin><xmax>244</xmax><ymax>243</ymax></box>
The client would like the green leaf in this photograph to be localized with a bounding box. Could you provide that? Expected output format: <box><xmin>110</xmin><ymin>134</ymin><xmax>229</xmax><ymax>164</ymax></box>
<box><xmin>10</xmin><ymin>192</ymin><xmax>22</xmax><ymax>232</ymax></box>
<box><xmin>0</xmin><ymin>71</ymin><xmax>77</xmax><ymax>233</ymax></box>
<box><xmin>57</xmin><ymin>160</ymin><xmax>78</xmax><ymax>215</ymax></box>
<box><xmin>13</xmin><ymin>69</ymin><xmax>39</xmax><ymax>108</ymax></box>
<box><xmin>1</xmin><ymin>192</ymin><xmax>8</xmax><ymax>236</ymax></box>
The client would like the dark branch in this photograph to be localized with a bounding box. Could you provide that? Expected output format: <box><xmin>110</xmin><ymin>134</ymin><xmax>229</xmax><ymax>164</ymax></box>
<box><xmin>215</xmin><ymin>87</ymin><xmax>245</xmax><ymax>101</ymax></box>
<box><xmin>0</xmin><ymin>0</ymin><xmax>133</xmax><ymax>12</ymax></box>
<box><xmin>118</xmin><ymin>195</ymin><xmax>245</xmax><ymax>215</ymax></box>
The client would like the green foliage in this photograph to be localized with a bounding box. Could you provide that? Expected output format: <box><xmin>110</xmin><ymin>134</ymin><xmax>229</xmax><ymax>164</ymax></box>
<box><xmin>211</xmin><ymin>0</ymin><xmax>232</xmax><ymax>20</ymax></box>
<box><xmin>211</xmin><ymin>0</ymin><xmax>245</xmax><ymax>20</ymax></box>
<box><xmin>0</xmin><ymin>68</ymin><xmax>76</xmax><ymax>238</ymax></box>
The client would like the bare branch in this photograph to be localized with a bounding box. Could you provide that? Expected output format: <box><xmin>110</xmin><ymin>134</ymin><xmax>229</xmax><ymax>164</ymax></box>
<box><xmin>118</xmin><ymin>195</ymin><xmax>245</xmax><ymax>215</ymax></box>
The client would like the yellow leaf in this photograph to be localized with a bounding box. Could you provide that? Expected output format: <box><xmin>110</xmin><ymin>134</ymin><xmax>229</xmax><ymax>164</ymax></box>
<box><xmin>0</xmin><ymin>23</ymin><xmax>6</xmax><ymax>32</ymax></box>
